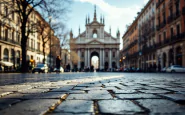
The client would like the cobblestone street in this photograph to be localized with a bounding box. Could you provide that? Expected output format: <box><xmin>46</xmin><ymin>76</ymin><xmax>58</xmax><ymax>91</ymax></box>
<box><xmin>0</xmin><ymin>72</ymin><xmax>185</xmax><ymax>115</ymax></box>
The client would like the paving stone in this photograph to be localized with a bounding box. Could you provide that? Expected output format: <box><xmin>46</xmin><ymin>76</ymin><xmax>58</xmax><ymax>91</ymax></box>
<box><xmin>149</xmin><ymin>84</ymin><xmax>172</xmax><ymax>88</ymax></box>
<box><xmin>2</xmin><ymin>92</ymin><xmax>66</xmax><ymax>99</ymax></box>
<box><xmin>113</xmin><ymin>89</ymin><xmax>137</xmax><ymax>94</ymax></box>
<box><xmin>116</xmin><ymin>93</ymin><xmax>160</xmax><ymax>99</ymax></box>
<box><xmin>87</xmin><ymin>90</ymin><xmax>109</xmax><ymax>95</ymax></box>
<box><xmin>67</xmin><ymin>93</ymin><xmax>112</xmax><ymax>100</ymax></box>
<box><xmin>0</xmin><ymin>99</ymin><xmax>21</xmax><ymax>110</ymax></box>
<box><xmin>166</xmin><ymin>88</ymin><xmax>185</xmax><ymax>92</ymax></box>
<box><xmin>77</xmin><ymin>83</ymin><xmax>102</xmax><ymax>87</ymax></box>
<box><xmin>137</xmin><ymin>99</ymin><xmax>185</xmax><ymax>114</ymax></box>
<box><xmin>50</xmin><ymin>86</ymin><xmax>74</xmax><ymax>92</ymax></box>
<box><xmin>53</xmin><ymin>100</ymin><xmax>93</xmax><ymax>113</ymax></box>
<box><xmin>98</xmin><ymin>100</ymin><xmax>144</xmax><ymax>114</ymax></box>
<box><xmin>1</xmin><ymin>93</ymin><xmax>39</xmax><ymax>99</ymax></box>
<box><xmin>0</xmin><ymin>99</ymin><xmax>59</xmax><ymax>115</ymax></box>
<box><xmin>18</xmin><ymin>88</ymin><xmax>50</xmax><ymax>94</ymax></box>
<box><xmin>47</xmin><ymin>113</ymin><xmax>91</xmax><ymax>115</ymax></box>
<box><xmin>159</xmin><ymin>94</ymin><xmax>185</xmax><ymax>102</ymax></box>
<box><xmin>139</xmin><ymin>89</ymin><xmax>170</xmax><ymax>94</ymax></box>
<box><xmin>34</xmin><ymin>92</ymin><xmax>66</xmax><ymax>99</ymax></box>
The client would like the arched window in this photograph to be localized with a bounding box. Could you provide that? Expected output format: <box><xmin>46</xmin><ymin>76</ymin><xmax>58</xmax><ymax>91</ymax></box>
<box><xmin>3</xmin><ymin>48</ymin><xmax>9</xmax><ymax>61</ymax></box>
<box><xmin>93</xmin><ymin>29</ymin><xmax>97</xmax><ymax>38</ymax></box>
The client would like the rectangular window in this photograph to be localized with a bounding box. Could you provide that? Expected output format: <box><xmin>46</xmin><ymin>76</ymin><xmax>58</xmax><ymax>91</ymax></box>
<box><xmin>12</xmin><ymin>31</ymin><xmax>14</xmax><ymax>41</ymax></box>
<box><xmin>5</xmin><ymin>6</ymin><xmax>8</xmax><ymax>17</ymax></box>
<box><xmin>113</xmin><ymin>52</ymin><xmax>115</xmax><ymax>57</ymax></box>
<box><xmin>106</xmin><ymin>52</ymin><xmax>108</xmax><ymax>57</ymax></box>
<box><xmin>170</xmin><ymin>28</ymin><xmax>173</xmax><ymax>38</ymax></box>
<box><xmin>5</xmin><ymin>28</ymin><xmax>8</xmax><ymax>41</ymax></box>
<box><xmin>163</xmin><ymin>32</ymin><xmax>166</xmax><ymax>40</ymax></box>
<box><xmin>159</xmin><ymin>34</ymin><xmax>161</xmax><ymax>43</ymax></box>
<box><xmin>176</xmin><ymin>24</ymin><xmax>180</xmax><ymax>36</ymax></box>
<box><xmin>12</xmin><ymin>12</ymin><xmax>14</xmax><ymax>20</ymax></box>
<box><xmin>81</xmin><ymin>52</ymin><xmax>84</xmax><ymax>58</ymax></box>
<box><xmin>37</xmin><ymin>42</ymin><xmax>40</xmax><ymax>51</ymax></box>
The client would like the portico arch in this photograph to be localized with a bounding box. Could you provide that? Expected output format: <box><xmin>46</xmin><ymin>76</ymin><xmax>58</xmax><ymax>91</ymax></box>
<box><xmin>91</xmin><ymin>51</ymin><xmax>99</xmax><ymax>70</ymax></box>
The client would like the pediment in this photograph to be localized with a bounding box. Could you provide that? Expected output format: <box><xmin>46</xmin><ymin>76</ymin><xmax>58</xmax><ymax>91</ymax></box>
<box><xmin>88</xmin><ymin>40</ymin><xmax>102</xmax><ymax>45</ymax></box>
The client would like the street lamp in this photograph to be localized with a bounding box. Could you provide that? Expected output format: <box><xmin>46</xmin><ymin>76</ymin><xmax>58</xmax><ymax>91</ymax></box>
<box><xmin>49</xmin><ymin>16</ymin><xmax>52</xmax><ymax>71</ymax></box>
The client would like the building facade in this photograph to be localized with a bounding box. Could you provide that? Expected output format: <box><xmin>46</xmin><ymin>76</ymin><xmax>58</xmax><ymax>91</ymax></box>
<box><xmin>70</xmin><ymin>6</ymin><xmax>120</xmax><ymax>71</ymax></box>
<box><xmin>156</xmin><ymin>0</ymin><xmax>185</xmax><ymax>69</ymax></box>
<box><xmin>121</xmin><ymin>0</ymin><xmax>185</xmax><ymax>71</ymax></box>
<box><xmin>0</xmin><ymin>1</ymin><xmax>59</xmax><ymax>71</ymax></box>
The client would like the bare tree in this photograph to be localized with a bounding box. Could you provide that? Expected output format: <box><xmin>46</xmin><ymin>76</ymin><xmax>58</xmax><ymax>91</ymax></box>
<box><xmin>0</xmin><ymin>0</ymin><xmax>71</xmax><ymax>72</ymax></box>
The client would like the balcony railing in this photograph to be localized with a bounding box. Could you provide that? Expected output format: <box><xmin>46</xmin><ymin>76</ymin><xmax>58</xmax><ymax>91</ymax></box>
<box><xmin>156</xmin><ymin>32</ymin><xmax>185</xmax><ymax>48</ymax></box>
<box><xmin>0</xmin><ymin>37</ymin><xmax>21</xmax><ymax>45</ymax></box>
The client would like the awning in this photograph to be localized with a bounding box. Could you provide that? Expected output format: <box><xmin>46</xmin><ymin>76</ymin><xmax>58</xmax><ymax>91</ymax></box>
<box><xmin>0</xmin><ymin>61</ymin><xmax>13</xmax><ymax>67</ymax></box>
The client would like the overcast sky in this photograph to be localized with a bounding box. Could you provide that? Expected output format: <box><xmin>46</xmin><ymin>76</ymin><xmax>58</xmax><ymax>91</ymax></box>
<box><xmin>67</xmin><ymin>0</ymin><xmax>149</xmax><ymax>49</ymax></box>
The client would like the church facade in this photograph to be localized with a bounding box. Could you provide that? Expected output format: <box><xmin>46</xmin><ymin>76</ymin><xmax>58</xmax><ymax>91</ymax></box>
<box><xmin>70</xmin><ymin>6</ymin><xmax>120</xmax><ymax>71</ymax></box>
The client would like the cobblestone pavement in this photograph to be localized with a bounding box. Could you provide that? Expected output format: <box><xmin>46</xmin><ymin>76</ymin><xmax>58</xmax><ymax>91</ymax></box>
<box><xmin>0</xmin><ymin>72</ymin><xmax>185</xmax><ymax>115</ymax></box>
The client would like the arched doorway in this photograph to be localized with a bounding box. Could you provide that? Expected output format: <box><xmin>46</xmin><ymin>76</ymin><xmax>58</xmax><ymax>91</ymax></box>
<box><xmin>16</xmin><ymin>51</ymin><xmax>21</xmax><ymax>66</ymax></box>
<box><xmin>169</xmin><ymin>49</ymin><xmax>174</xmax><ymax>66</ymax></box>
<box><xmin>11</xmin><ymin>49</ymin><xmax>15</xmax><ymax>68</ymax></box>
<box><xmin>3</xmin><ymin>48</ymin><xmax>9</xmax><ymax>61</ymax></box>
<box><xmin>112</xmin><ymin>61</ymin><xmax>116</xmax><ymax>69</ymax></box>
<box><xmin>81</xmin><ymin>62</ymin><xmax>85</xmax><ymax>70</ymax></box>
<box><xmin>162</xmin><ymin>53</ymin><xmax>166</xmax><ymax>67</ymax></box>
<box><xmin>104</xmin><ymin>61</ymin><xmax>108</xmax><ymax>71</ymax></box>
<box><xmin>176</xmin><ymin>47</ymin><xmax>182</xmax><ymax>66</ymax></box>
<box><xmin>91</xmin><ymin>51</ymin><xmax>99</xmax><ymax>71</ymax></box>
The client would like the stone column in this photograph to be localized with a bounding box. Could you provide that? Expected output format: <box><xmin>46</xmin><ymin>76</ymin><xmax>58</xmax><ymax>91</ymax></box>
<box><xmin>0</xmin><ymin>46</ymin><xmax>3</xmax><ymax>61</ymax></box>
<box><xmin>88</xmin><ymin>48</ymin><xmax>90</xmax><ymax>67</ymax></box>
<box><xmin>116</xmin><ymin>50</ymin><xmax>120</xmax><ymax>68</ymax></box>
<box><xmin>109</xmin><ymin>49</ymin><xmax>112</xmax><ymax>69</ymax></box>
<box><xmin>85</xmin><ymin>49</ymin><xmax>87</xmax><ymax>67</ymax></box>
<box><xmin>102</xmin><ymin>49</ymin><xmax>105</xmax><ymax>69</ymax></box>
<box><xmin>77</xmin><ymin>49</ymin><xmax>81</xmax><ymax>69</ymax></box>
<box><xmin>100</xmin><ymin>48</ymin><xmax>102</xmax><ymax>69</ymax></box>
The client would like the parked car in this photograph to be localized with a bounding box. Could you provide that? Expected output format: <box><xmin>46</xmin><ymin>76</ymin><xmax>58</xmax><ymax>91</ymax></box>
<box><xmin>53</xmin><ymin>67</ymin><xmax>64</xmax><ymax>73</ymax></box>
<box><xmin>166</xmin><ymin>65</ymin><xmax>185</xmax><ymax>73</ymax></box>
<box><xmin>32</xmin><ymin>64</ymin><xmax>48</xmax><ymax>73</ymax></box>
<box><xmin>161</xmin><ymin>67</ymin><xmax>167</xmax><ymax>72</ymax></box>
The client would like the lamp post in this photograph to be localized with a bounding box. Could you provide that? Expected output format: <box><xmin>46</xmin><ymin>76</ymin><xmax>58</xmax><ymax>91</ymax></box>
<box><xmin>49</xmin><ymin>16</ymin><xmax>52</xmax><ymax>71</ymax></box>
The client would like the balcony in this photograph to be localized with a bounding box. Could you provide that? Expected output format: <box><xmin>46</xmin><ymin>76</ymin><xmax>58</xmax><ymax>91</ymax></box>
<box><xmin>156</xmin><ymin>25</ymin><xmax>160</xmax><ymax>31</ymax></box>
<box><xmin>167</xmin><ymin>15</ymin><xmax>173</xmax><ymax>24</ymax></box>
<box><xmin>0</xmin><ymin>37</ymin><xmax>21</xmax><ymax>45</ymax></box>
<box><xmin>27</xmin><ymin>47</ymin><xmax>36</xmax><ymax>52</ymax></box>
<box><xmin>160</xmin><ymin>21</ymin><xmax>166</xmax><ymax>29</ymax></box>
<box><xmin>156</xmin><ymin>0</ymin><xmax>165</xmax><ymax>8</ymax></box>
<box><xmin>156</xmin><ymin>32</ymin><xmax>185</xmax><ymax>48</ymax></box>
<box><xmin>173</xmin><ymin>11</ymin><xmax>181</xmax><ymax>20</ymax></box>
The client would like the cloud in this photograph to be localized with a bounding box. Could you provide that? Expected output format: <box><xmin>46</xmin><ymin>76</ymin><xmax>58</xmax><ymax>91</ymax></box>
<box><xmin>75</xmin><ymin>0</ymin><xmax>142</xmax><ymax>49</ymax></box>
<box><xmin>144</xmin><ymin>0</ymin><xmax>149</xmax><ymax>4</ymax></box>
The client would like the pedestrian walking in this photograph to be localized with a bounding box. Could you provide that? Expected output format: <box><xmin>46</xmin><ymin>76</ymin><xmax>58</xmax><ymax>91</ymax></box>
<box><xmin>56</xmin><ymin>56</ymin><xmax>61</xmax><ymax>73</ymax></box>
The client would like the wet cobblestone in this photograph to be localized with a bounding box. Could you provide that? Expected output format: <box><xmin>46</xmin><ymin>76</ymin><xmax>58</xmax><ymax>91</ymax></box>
<box><xmin>0</xmin><ymin>73</ymin><xmax>185</xmax><ymax>114</ymax></box>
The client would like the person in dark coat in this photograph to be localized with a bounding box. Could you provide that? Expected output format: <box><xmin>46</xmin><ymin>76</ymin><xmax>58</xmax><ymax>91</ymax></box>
<box><xmin>56</xmin><ymin>56</ymin><xmax>61</xmax><ymax>71</ymax></box>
